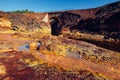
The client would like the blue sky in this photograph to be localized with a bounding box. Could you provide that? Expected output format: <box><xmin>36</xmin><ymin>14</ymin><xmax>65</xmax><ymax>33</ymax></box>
<box><xmin>0</xmin><ymin>0</ymin><xmax>119</xmax><ymax>12</ymax></box>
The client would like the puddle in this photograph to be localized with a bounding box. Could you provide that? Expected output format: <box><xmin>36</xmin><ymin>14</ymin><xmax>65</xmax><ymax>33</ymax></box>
<box><xmin>17</xmin><ymin>42</ymin><xmax>41</xmax><ymax>51</ymax></box>
<box><xmin>17</xmin><ymin>44</ymin><xmax>30</xmax><ymax>51</ymax></box>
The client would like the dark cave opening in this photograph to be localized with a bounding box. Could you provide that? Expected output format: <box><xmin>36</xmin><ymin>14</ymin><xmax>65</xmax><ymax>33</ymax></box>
<box><xmin>50</xmin><ymin>18</ymin><xmax>62</xmax><ymax>36</ymax></box>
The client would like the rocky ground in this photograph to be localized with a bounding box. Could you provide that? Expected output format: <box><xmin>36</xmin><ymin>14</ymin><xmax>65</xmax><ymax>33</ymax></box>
<box><xmin>0</xmin><ymin>27</ymin><xmax>120</xmax><ymax>80</ymax></box>
<box><xmin>0</xmin><ymin>51</ymin><xmax>107</xmax><ymax>80</ymax></box>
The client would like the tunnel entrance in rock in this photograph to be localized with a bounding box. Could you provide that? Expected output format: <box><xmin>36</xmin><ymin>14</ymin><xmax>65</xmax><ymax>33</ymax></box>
<box><xmin>50</xmin><ymin>17</ymin><xmax>61</xmax><ymax>36</ymax></box>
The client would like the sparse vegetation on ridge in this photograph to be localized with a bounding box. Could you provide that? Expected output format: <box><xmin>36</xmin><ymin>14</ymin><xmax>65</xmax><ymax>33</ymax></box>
<box><xmin>12</xmin><ymin>9</ymin><xmax>34</xmax><ymax>14</ymax></box>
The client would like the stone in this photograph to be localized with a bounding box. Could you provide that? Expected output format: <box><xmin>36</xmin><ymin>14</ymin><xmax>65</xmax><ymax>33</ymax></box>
<box><xmin>0</xmin><ymin>17</ymin><xmax>12</xmax><ymax>29</ymax></box>
<box><xmin>29</xmin><ymin>42</ymin><xmax>41</xmax><ymax>50</ymax></box>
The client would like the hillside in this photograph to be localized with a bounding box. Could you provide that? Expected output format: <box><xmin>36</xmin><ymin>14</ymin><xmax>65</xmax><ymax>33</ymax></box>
<box><xmin>49</xmin><ymin>1</ymin><xmax>120</xmax><ymax>35</ymax></box>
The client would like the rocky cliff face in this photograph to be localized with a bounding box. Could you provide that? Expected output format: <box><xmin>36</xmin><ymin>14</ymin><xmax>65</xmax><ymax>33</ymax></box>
<box><xmin>0</xmin><ymin>12</ymin><xmax>51</xmax><ymax>36</ymax></box>
<box><xmin>48</xmin><ymin>1</ymin><xmax>120</xmax><ymax>39</ymax></box>
<box><xmin>0</xmin><ymin>1</ymin><xmax>119</xmax><ymax>38</ymax></box>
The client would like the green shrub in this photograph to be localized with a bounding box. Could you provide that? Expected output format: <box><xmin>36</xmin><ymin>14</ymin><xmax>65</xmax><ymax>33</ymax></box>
<box><xmin>12</xmin><ymin>9</ymin><xmax>34</xmax><ymax>14</ymax></box>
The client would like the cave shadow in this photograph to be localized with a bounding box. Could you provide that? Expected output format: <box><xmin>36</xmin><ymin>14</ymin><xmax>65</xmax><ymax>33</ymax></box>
<box><xmin>50</xmin><ymin>17</ymin><xmax>62</xmax><ymax>36</ymax></box>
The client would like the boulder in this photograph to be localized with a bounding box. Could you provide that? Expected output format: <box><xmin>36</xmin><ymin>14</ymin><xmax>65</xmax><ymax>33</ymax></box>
<box><xmin>29</xmin><ymin>42</ymin><xmax>41</xmax><ymax>50</ymax></box>
<box><xmin>0</xmin><ymin>17</ymin><xmax>12</xmax><ymax>29</ymax></box>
